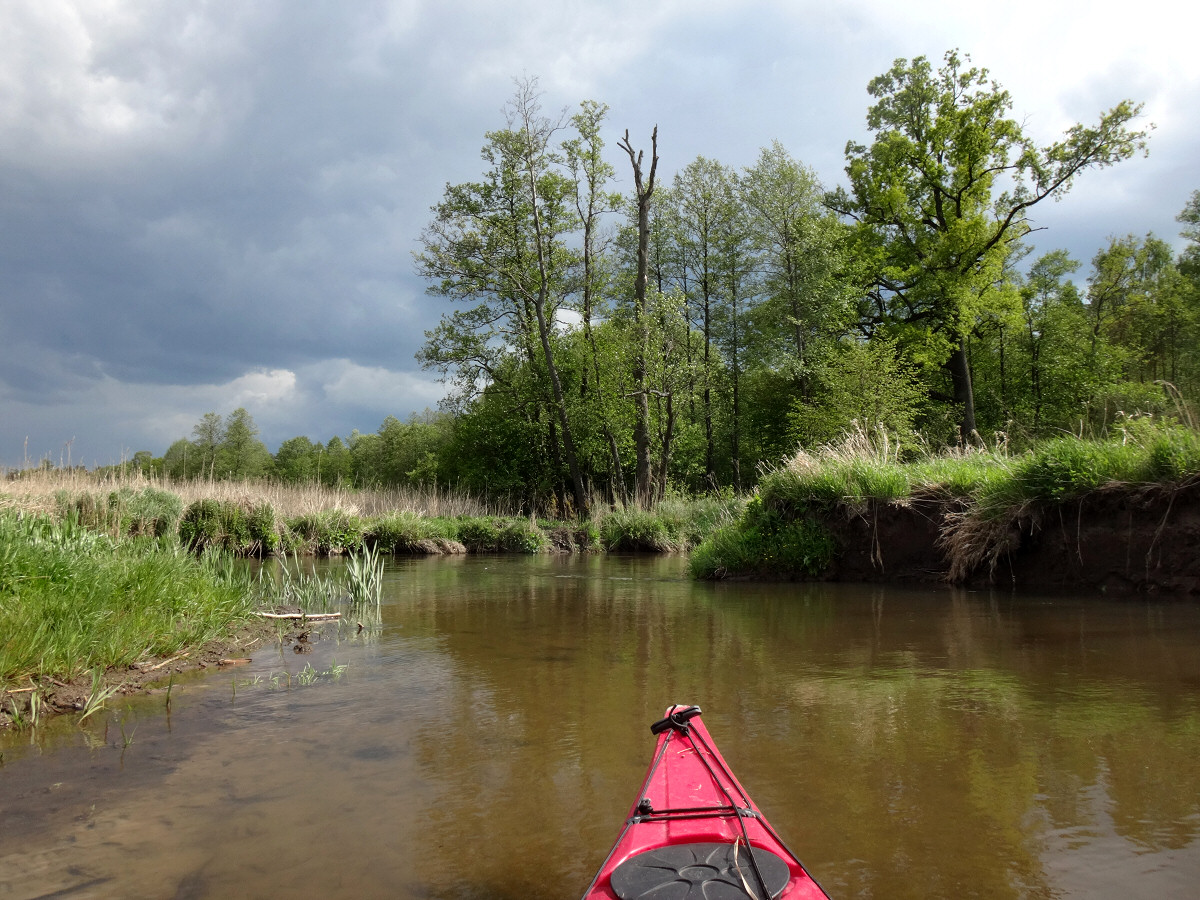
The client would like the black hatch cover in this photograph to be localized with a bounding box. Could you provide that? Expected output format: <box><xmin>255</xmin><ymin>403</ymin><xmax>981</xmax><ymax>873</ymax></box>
<box><xmin>610</xmin><ymin>841</ymin><xmax>790</xmax><ymax>899</ymax></box>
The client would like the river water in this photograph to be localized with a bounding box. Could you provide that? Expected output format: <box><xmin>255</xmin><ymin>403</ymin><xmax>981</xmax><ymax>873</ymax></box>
<box><xmin>2</xmin><ymin>554</ymin><xmax>1199</xmax><ymax>899</ymax></box>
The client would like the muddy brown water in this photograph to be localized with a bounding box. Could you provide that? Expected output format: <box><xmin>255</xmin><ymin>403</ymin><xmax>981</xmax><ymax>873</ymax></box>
<box><xmin>2</xmin><ymin>555</ymin><xmax>1200</xmax><ymax>899</ymax></box>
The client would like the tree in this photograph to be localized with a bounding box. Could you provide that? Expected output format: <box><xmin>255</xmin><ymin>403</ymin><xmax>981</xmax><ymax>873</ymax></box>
<box><xmin>739</xmin><ymin>141</ymin><xmax>851</xmax><ymax>376</ymax></box>
<box><xmin>564</xmin><ymin>100</ymin><xmax>628</xmax><ymax>500</ymax></box>
<box><xmin>416</xmin><ymin>79</ymin><xmax>589</xmax><ymax>515</ymax></box>
<box><xmin>320</xmin><ymin>436</ymin><xmax>352</xmax><ymax>487</ymax></box>
<box><xmin>191</xmin><ymin>412</ymin><xmax>224</xmax><ymax>478</ymax></box>
<box><xmin>1087</xmin><ymin>234</ymin><xmax>1193</xmax><ymax>389</ymax></box>
<box><xmin>217</xmin><ymin>408</ymin><xmax>271</xmax><ymax>478</ymax></box>
<box><xmin>1178</xmin><ymin>189</ymin><xmax>1200</xmax><ymax>281</ymax></box>
<box><xmin>274</xmin><ymin>436</ymin><xmax>319</xmax><ymax>483</ymax></box>
<box><xmin>830</xmin><ymin>50</ymin><xmax>1149</xmax><ymax>440</ymax></box>
<box><xmin>670</xmin><ymin>157</ymin><xmax>733</xmax><ymax>486</ymax></box>
<box><xmin>619</xmin><ymin>124</ymin><xmax>660</xmax><ymax>503</ymax></box>
<box><xmin>788</xmin><ymin>338</ymin><xmax>926</xmax><ymax>448</ymax></box>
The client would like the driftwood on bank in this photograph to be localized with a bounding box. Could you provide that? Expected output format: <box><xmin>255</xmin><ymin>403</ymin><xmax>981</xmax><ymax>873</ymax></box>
<box><xmin>255</xmin><ymin>611</ymin><xmax>342</xmax><ymax>621</ymax></box>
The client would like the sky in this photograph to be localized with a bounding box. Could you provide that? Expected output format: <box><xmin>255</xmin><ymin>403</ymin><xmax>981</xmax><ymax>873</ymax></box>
<box><xmin>2</xmin><ymin>0</ymin><xmax>1198</xmax><ymax>469</ymax></box>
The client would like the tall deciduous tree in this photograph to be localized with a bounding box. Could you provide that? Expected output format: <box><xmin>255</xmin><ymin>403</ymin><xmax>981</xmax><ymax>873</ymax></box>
<box><xmin>191</xmin><ymin>412</ymin><xmax>224</xmax><ymax>479</ymax></box>
<box><xmin>739</xmin><ymin>141</ymin><xmax>850</xmax><ymax>376</ymax></box>
<box><xmin>831</xmin><ymin>50</ymin><xmax>1149</xmax><ymax>441</ymax></box>
<box><xmin>671</xmin><ymin>156</ymin><xmax>732</xmax><ymax>485</ymax></box>
<box><xmin>218</xmin><ymin>408</ymin><xmax>271</xmax><ymax>479</ymax></box>
<box><xmin>416</xmin><ymin>79</ymin><xmax>589</xmax><ymax>515</ymax></box>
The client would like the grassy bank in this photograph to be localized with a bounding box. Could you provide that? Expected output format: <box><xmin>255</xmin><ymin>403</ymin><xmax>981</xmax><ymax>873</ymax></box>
<box><xmin>2</xmin><ymin>471</ymin><xmax>743</xmax><ymax>558</ymax></box>
<box><xmin>1</xmin><ymin>477</ymin><xmax>738</xmax><ymax>726</ymax></box>
<box><xmin>690</xmin><ymin>424</ymin><xmax>1200</xmax><ymax>581</ymax></box>
<box><xmin>0</xmin><ymin>511</ymin><xmax>260</xmax><ymax>685</ymax></box>
<box><xmin>0</xmin><ymin>506</ymin><xmax>394</xmax><ymax>728</ymax></box>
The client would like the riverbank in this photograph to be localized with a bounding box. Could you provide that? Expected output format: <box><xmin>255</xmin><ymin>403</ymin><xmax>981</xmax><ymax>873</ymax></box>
<box><xmin>0</xmin><ymin>509</ymin><xmax>375</xmax><ymax>729</ymax></box>
<box><xmin>1</xmin><ymin>471</ymin><xmax>743</xmax><ymax>557</ymax></box>
<box><xmin>690</xmin><ymin>426</ymin><xmax>1200</xmax><ymax>594</ymax></box>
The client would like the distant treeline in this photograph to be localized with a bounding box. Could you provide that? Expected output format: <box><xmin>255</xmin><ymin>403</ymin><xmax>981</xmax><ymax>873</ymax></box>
<box><xmin>111</xmin><ymin>53</ymin><xmax>1200</xmax><ymax>514</ymax></box>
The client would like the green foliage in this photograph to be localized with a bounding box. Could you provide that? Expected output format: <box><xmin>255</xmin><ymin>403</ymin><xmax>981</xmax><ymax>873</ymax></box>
<box><xmin>831</xmin><ymin>50</ymin><xmax>1148</xmax><ymax>436</ymax></box>
<box><xmin>0</xmin><ymin>510</ymin><xmax>257</xmax><ymax>682</ymax></box>
<box><xmin>246</xmin><ymin>503</ymin><xmax>280</xmax><ymax>554</ymax></box>
<box><xmin>179</xmin><ymin>499</ymin><xmax>222</xmax><ymax>550</ymax></box>
<box><xmin>368</xmin><ymin>512</ymin><xmax>459</xmax><ymax>553</ymax></box>
<box><xmin>599</xmin><ymin>507</ymin><xmax>679</xmax><ymax>552</ymax></box>
<box><xmin>1143</xmin><ymin>427</ymin><xmax>1200</xmax><ymax>482</ymax></box>
<box><xmin>345</xmin><ymin>543</ymin><xmax>385</xmax><ymax>608</ymax></box>
<box><xmin>455</xmin><ymin>517</ymin><xmax>547</xmax><ymax>554</ymax></box>
<box><xmin>286</xmin><ymin>510</ymin><xmax>364</xmax><ymax>555</ymax></box>
<box><xmin>55</xmin><ymin>487</ymin><xmax>184</xmax><ymax>540</ymax></box>
<box><xmin>689</xmin><ymin>497</ymin><xmax>836</xmax><ymax>579</ymax></box>
<box><xmin>180</xmin><ymin>499</ymin><xmax>280</xmax><ymax>556</ymax></box>
<box><xmin>788</xmin><ymin>338</ymin><xmax>926</xmax><ymax>449</ymax></box>
<box><xmin>761</xmin><ymin>455</ymin><xmax>911</xmax><ymax>512</ymax></box>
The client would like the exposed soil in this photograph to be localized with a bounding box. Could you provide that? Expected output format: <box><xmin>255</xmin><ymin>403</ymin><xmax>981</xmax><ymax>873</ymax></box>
<box><xmin>0</xmin><ymin>612</ymin><xmax>322</xmax><ymax>730</ymax></box>
<box><xmin>817</xmin><ymin>483</ymin><xmax>1200</xmax><ymax>594</ymax></box>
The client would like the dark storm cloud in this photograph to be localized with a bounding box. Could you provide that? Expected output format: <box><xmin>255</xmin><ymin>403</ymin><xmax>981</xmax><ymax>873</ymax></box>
<box><xmin>2</xmin><ymin>0</ymin><xmax>1197</xmax><ymax>466</ymax></box>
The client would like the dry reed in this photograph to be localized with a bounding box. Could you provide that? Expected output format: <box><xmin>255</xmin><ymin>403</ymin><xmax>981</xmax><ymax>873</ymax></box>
<box><xmin>1</xmin><ymin>470</ymin><xmax>507</xmax><ymax>520</ymax></box>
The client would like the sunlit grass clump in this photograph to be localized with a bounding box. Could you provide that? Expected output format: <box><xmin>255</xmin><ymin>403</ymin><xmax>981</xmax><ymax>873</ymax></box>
<box><xmin>0</xmin><ymin>511</ymin><xmax>258</xmax><ymax>683</ymax></box>
<box><xmin>692</xmin><ymin>421</ymin><xmax>1200</xmax><ymax>580</ymax></box>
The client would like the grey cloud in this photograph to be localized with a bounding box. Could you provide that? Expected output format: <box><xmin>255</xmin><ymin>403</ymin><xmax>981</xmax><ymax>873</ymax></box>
<box><xmin>2</xmin><ymin>0</ymin><xmax>1197</xmax><ymax>466</ymax></box>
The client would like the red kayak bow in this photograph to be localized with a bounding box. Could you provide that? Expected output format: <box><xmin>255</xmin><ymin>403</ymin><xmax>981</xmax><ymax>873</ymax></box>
<box><xmin>581</xmin><ymin>705</ymin><xmax>830</xmax><ymax>899</ymax></box>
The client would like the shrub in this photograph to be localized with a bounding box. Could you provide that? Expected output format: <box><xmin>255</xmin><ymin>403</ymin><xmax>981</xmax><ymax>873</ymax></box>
<box><xmin>180</xmin><ymin>499</ymin><xmax>223</xmax><ymax>551</ymax></box>
<box><xmin>179</xmin><ymin>498</ymin><xmax>278</xmax><ymax>555</ymax></box>
<box><xmin>286</xmin><ymin>510</ymin><xmax>364</xmax><ymax>555</ymax></box>
<box><xmin>456</xmin><ymin>517</ymin><xmax>546</xmax><ymax>553</ymax></box>
<box><xmin>599</xmin><ymin>507</ymin><xmax>678</xmax><ymax>552</ymax></box>
<box><xmin>368</xmin><ymin>512</ymin><xmax>462</xmax><ymax>554</ymax></box>
<box><xmin>690</xmin><ymin>498</ymin><xmax>836</xmax><ymax>579</ymax></box>
<box><xmin>456</xmin><ymin>516</ymin><xmax>501</xmax><ymax>552</ymax></box>
<box><xmin>246</xmin><ymin>502</ymin><xmax>280</xmax><ymax>554</ymax></box>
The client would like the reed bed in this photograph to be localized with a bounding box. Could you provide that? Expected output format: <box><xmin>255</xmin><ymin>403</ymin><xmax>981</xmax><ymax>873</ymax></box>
<box><xmin>1</xmin><ymin>470</ymin><xmax>508</xmax><ymax>521</ymax></box>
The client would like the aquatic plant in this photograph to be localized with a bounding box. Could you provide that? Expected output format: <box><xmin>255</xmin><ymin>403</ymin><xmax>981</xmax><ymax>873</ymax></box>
<box><xmin>345</xmin><ymin>543</ymin><xmax>384</xmax><ymax>607</ymax></box>
<box><xmin>79</xmin><ymin>669</ymin><xmax>120</xmax><ymax>723</ymax></box>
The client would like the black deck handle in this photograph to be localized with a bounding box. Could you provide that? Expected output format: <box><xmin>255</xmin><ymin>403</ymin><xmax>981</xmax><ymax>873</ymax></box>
<box><xmin>650</xmin><ymin>705</ymin><xmax>702</xmax><ymax>735</ymax></box>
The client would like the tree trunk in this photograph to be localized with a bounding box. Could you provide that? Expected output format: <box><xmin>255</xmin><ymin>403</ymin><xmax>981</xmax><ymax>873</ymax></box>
<box><xmin>947</xmin><ymin>340</ymin><xmax>977</xmax><ymax>441</ymax></box>
<box><xmin>620</xmin><ymin>127</ymin><xmax>659</xmax><ymax>506</ymax></box>
<box><xmin>657</xmin><ymin>392</ymin><xmax>675</xmax><ymax>502</ymax></box>
<box><xmin>534</xmin><ymin>300</ymin><xmax>587</xmax><ymax>515</ymax></box>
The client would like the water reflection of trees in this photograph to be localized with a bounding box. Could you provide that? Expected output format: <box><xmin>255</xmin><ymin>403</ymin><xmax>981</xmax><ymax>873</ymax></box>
<box><xmin>383</xmin><ymin>558</ymin><xmax>1200</xmax><ymax>899</ymax></box>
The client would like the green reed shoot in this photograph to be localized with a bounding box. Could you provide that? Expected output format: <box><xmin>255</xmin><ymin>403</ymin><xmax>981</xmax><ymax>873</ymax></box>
<box><xmin>345</xmin><ymin>543</ymin><xmax>384</xmax><ymax>607</ymax></box>
<box><xmin>79</xmin><ymin>669</ymin><xmax>120</xmax><ymax>723</ymax></box>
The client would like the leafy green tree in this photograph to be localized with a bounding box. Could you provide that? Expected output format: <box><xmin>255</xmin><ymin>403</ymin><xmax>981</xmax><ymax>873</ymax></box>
<box><xmin>191</xmin><ymin>412</ymin><xmax>224</xmax><ymax>478</ymax></box>
<box><xmin>739</xmin><ymin>141</ymin><xmax>852</xmax><ymax>377</ymax></box>
<box><xmin>1087</xmin><ymin>234</ymin><xmax>1196</xmax><ymax>397</ymax></box>
<box><xmin>1178</xmin><ymin>189</ymin><xmax>1200</xmax><ymax>281</ymax></box>
<box><xmin>830</xmin><ymin>50</ymin><xmax>1149</xmax><ymax>440</ymax></box>
<box><xmin>129</xmin><ymin>450</ymin><xmax>160</xmax><ymax>477</ymax></box>
<box><xmin>788</xmin><ymin>338</ymin><xmax>926</xmax><ymax>448</ymax></box>
<box><xmin>217</xmin><ymin>408</ymin><xmax>271</xmax><ymax>479</ymax></box>
<box><xmin>274</xmin><ymin>436</ymin><xmax>319</xmax><ymax>483</ymax></box>
<box><xmin>162</xmin><ymin>438</ymin><xmax>195</xmax><ymax>479</ymax></box>
<box><xmin>319</xmin><ymin>436</ymin><xmax>352</xmax><ymax>487</ymax></box>
<box><xmin>564</xmin><ymin>100</ymin><xmax>628</xmax><ymax>499</ymax></box>
<box><xmin>669</xmin><ymin>157</ymin><xmax>739</xmax><ymax>486</ymax></box>
<box><xmin>416</xmin><ymin>79</ymin><xmax>589</xmax><ymax>514</ymax></box>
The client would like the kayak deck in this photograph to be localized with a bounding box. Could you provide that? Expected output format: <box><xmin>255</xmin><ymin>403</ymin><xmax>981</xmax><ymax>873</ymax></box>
<box><xmin>581</xmin><ymin>705</ymin><xmax>830</xmax><ymax>899</ymax></box>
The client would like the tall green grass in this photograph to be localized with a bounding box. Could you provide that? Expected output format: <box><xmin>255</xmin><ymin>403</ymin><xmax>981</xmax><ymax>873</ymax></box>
<box><xmin>0</xmin><ymin>511</ymin><xmax>258</xmax><ymax>683</ymax></box>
